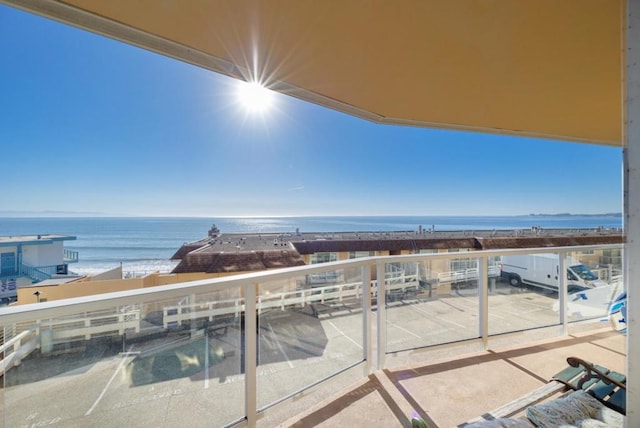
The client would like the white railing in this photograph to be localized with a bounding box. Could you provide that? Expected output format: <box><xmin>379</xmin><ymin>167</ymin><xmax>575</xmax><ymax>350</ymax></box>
<box><xmin>1</xmin><ymin>265</ymin><xmax>500</xmax><ymax>361</ymax></box>
<box><xmin>437</xmin><ymin>265</ymin><xmax>501</xmax><ymax>283</ymax></box>
<box><xmin>64</xmin><ymin>249</ymin><xmax>79</xmax><ymax>263</ymax></box>
<box><xmin>591</xmin><ymin>266</ymin><xmax>624</xmax><ymax>282</ymax></box>
<box><xmin>0</xmin><ymin>244</ymin><xmax>624</xmax><ymax>427</ymax></box>
<box><xmin>163</xmin><ymin>298</ymin><xmax>244</xmax><ymax>328</ymax></box>
<box><xmin>20</xmin><ymin>264</ymin><xmax>52</xmax><ymax>282</ymax></box>
<box><xmin>0</xmin><ymin>325</ymin><xmax>39</xmax><ymax>375</ymax></box>
<box><xmin>161</xmin><ymin>274</ymin><xmax>422</xmax><ymax>326</ymax></box>
<box><xmin>39</xmin><ymin>309</ymin><xmax>141</xmax><ymax>341</ymax></box>
<box><xmin>0</xmin><ymin>309</ymin><xmax>141</xmax><ymax>375</ymax></box>
<box><xmin>160</xmin><ymin>266</ymin><xmax>503</xmax><ymax>328</ymax></box>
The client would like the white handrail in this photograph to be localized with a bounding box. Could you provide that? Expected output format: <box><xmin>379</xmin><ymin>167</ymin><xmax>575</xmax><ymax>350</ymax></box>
<box><xmin>0</xmin><ymin>328</ymin><xmax>34</xmax><ymax>354</ymax></box>
<box><xmin>0</xmin><ymin>326</ymin><xmax>39</xmax><ymax>375</ymax></box>
<box><xmin>0</xmin><ymin>243</ymin><xmax>624</xmax><ymax>425</ymax></box>
<box><xmin>0</xmin><ymin>276</ymin><xmax>429</xmax><ymax>356</ymax></box>
<box><xmin>0</xmin><ymin>244</ymin><xmax>621</xmax><ymax>326</ymax></box>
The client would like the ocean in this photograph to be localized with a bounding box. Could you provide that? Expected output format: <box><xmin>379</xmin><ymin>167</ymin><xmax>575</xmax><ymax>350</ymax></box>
<box><xmin>0</xmin><ymin>215</ymin><xmax>623</xmax><ymax>276</ymax></box>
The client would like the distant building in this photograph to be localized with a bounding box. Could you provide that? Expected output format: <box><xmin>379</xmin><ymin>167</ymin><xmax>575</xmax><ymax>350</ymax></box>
<box><xmin>2</xmin><ymin>227</ymin><xmax>624</xmax><ymax>306</ymax></box>
<box><xmin>0</xmin><ymin>234</ymin><xmax>80</xmax><ymax>304</ymax></box>
<box><xmin>171</xmin><ymin>227</ymin><xmax>624</xmax><ymax>277</ymax></box>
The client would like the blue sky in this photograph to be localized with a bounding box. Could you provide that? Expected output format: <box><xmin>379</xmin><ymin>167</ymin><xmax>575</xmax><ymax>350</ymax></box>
<box><xmin>0</xmin><ymin>5</ymin><xmax>623</xmax><ymax>217</ymax></box>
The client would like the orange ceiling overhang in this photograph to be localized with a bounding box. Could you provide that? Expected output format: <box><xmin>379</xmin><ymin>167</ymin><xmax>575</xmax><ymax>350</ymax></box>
<box><xmin>6</xmin><ymin>0</ymin><xmax>624</xmax><ymax>145</ymax></box>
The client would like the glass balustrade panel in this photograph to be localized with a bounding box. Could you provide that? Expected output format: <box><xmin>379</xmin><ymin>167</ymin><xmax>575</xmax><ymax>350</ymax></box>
<box><xmin>565</xmin><ymin>247</ymin><xmax>625</xmax><ymax>325</ymax></box>
<box><xmin>2</xmin><ymin>287</ymin><xmax>244</xmax><ymax>427</ymax></box>
<box><xmin>489</xmin><ymin>252</ymin><xmax>561</xmax><ymax>335</ymax></box>
<box><xmin>385</xmin><ymin>258</ymin><xmax>480</xmax><ymax>353</ymax></box>
<box><xmin>256</xmin><ymin>267</ymin><xmax>365</xmax><ymax>410</ymax></box>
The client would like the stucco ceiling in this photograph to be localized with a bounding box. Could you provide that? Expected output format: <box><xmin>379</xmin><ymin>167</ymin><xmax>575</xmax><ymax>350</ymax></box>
<box><xmin>7</xmin><ymin>0</ymin><xmax>624</xmax><ymax>145</ymax></box>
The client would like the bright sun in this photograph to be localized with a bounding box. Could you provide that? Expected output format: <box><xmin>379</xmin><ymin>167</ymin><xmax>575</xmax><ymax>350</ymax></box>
<box><xmin>237</xmin><ymin>81</ymin><xmax>274</xmax><ymax>113</ymax></box>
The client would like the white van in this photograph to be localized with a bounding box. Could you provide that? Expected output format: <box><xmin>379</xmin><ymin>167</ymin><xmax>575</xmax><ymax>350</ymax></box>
<box><xmin>500</xmin><ymin>254</ymin><xmax>607</xmax><ymax>292</ymax></box>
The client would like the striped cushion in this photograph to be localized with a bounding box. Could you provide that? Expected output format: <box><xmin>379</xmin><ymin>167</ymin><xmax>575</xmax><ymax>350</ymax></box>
<box><xmin>526</xmin><ymin>390</ymin><xmax>622</xmax><ymax>428</ymax></box>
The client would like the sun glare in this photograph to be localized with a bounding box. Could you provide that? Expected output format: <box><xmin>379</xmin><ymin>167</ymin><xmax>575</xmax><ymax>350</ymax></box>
<box><xmin>237</xmin><ymin>81</ymin><xmax>274</xmax><ymax>113</ymax></box>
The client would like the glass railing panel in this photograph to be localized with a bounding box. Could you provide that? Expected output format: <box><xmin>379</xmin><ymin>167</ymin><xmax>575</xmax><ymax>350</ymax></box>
<box><xmin>490</xmin><ymin>252</ymin><xmax>560</xmax><ymax>335</ymax></box>
<box><xmin>1</xmin><ymin>244</ymin><xmax>622</xmax><ymax>426</ymax></box>
<box><xmin>2</xmin><ymin>287</ymin><xmax>244</xmax><ymax>427</ymax></box>
<box><xmin>564</xmin><ymin>247</ymin><xmax>625</xmax><ymax>324</ymax></box>
<box><xmin>386</xmin><ymin>258</ymin><xmax>480</xmax><ymax>353</ymax></box>
<box><xmin>256</xmin><ymin>266</ymin><xmax>364</xmax><ymax>410</ymax></box>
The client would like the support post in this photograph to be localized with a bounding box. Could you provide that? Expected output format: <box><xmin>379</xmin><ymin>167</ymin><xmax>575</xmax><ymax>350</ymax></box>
<box><xmin>245</xmin><ymin>283</ymin><xmax>257</xmax><ymax>427</ymax></box>
<box><xmin>627</xmin><ymin>1</ymin><xmax>640</xmax><ymax>425</ymax></box>
<box><xmin>558</xmin><ymin>251</ymin><xmax>568</xmax><ymax>336</ymax></box>
<box><xmin>362</xmin><ymin>265</ymin><xmax>372</xmax><ymax>375</ymax></box>
<box><xmin>478</xmin><ymin>256</ymin><xmax>489</xmax><ymax>348</ymax></box>
<box><xmin>376</xmin><ymin>261</ymin><xmax>387</xmax><ymax>370</ymax></box>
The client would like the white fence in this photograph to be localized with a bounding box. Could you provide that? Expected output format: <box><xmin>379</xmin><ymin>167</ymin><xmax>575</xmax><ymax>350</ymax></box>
<box><xmin>0</xmin><ymin>326</ymin><xmax>39</xmax><ymax>375</ymax></box>
<box><xmin>0</xmin><ymin>309</ymin><xmax>141</xmax><ymax>375</ymax></box>
<box><xmin>0</xmin><ymin>263</ymin><xmax>502</xmax><ymax>365</ymax></box>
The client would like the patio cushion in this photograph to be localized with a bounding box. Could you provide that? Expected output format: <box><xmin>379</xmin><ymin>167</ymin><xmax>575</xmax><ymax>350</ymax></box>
<box><xmin>551</xmin><ymin>357</ymin><xmax>627</xmax><ymax>415</ymax></box>
<box><xmin>525</xmin><ymin>390</ymin><xmax>623</xmax><ymax>428</ymax></box>
<box><xmin>593</xmin><ymin>406</ymin><xmax>625</xmax><ymax>426</ymax></box>
<box><xmin>464</xmin><ymin>417</ymin><xmax>533</xmax><ymax>427</ymax></box>
<box><xmin>574</xmin><ymin>420</ymin><xmax>609</xmax><ymax>428</ymax></box>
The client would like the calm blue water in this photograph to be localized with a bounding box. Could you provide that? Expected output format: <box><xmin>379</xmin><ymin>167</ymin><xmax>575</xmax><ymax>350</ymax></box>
<box><xmin>0</xmin><ymin>216</ymin><xmax>622</xmax><ymax>275</ymax></box>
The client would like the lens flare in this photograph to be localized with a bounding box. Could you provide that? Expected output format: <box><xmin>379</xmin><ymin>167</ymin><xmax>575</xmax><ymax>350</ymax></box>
<box><xmin>237</xmin><ymin>81</ymin><xmax>274</xmax><ymax>113</ymax></box>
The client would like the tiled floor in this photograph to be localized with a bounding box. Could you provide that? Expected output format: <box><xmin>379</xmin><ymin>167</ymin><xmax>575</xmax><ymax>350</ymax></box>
<box><xmin>280</xmin><ymin>328</ymin><xmax>625</xmax><ymax>427</ymax></box>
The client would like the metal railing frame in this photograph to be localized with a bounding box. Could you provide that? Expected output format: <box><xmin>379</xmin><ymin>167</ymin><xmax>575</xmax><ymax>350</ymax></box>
<box><xmin>63</xmin><ymin>249</ymin><xmax>79</xmax><ymax>263</ymax></box>
<box><xmin>0</xmin><ymin>243</ymin><xmax>623</xmax><ymax>427</ymax></box>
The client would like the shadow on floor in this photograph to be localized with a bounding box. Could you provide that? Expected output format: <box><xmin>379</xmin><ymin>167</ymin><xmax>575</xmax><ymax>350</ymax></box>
<box><xmin>291</xmin><ymin>374</ymin><xmax>415</xmax><ymax>428</ymax></box>
<box><xmin>286</xmin><ymin>329</ymin><xmax>623</xmax><ymax>428</ymax></box>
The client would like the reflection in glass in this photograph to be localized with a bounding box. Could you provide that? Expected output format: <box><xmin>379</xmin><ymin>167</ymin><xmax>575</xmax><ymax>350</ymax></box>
<box><xmin>386</xmin><ymin>259</ymin><xmax>480</xmax><ymax>353</ymax></box>
<box><xmin>3</xmin><ymin>289</ymin><xmax>244</xmax><ymax>427</ymax></box>
<box><xmin>257</xmin><ymin>268</ymin><xmax>364</xmax><ymax>409</ymax></box>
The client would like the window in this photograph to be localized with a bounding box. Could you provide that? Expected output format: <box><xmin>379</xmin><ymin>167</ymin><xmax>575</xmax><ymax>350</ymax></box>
<box><xmin>602</xmin><ymin>248</ymin><xmax>622</xmax><ymax>266</ymax></box>
<box><xmin>449</xmin><ymin>256</ymin><xmax>500</xmax><ymax>272</ymax></box>
<box><xmin>604</xmin><ymin>248</ymin><xmax>622</xmax><ymax>257</ymax></box>
<box><xmin>450</xmin><ymin>258</ymin><xmax>475</xmax><ymax>272</ymax></box>
<box><xmin>348</xmin><ymin>251</ymin><xmax>375</xmax><ymax>259</ymax></box>
<box><xmin>310</xmin><ymin>252</ymin><xmax>337</xmax><ymax>264</ymax></box>
<box><xmin>570</xmin><ymin>264</ymin><xmax>598</xmax><ymax>281</ymax></box>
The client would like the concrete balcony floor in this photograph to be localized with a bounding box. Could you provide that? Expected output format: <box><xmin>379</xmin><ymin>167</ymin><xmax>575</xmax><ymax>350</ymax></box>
<box><xmin>278</xmin><ymin>328</ymin><xmax>625</xmax><ymax>427</ymax></box>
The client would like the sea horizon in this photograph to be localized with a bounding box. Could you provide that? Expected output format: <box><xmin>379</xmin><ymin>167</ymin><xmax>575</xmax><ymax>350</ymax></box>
<box><xmin>0</xmin><ymin>215</ymin><xmax>623</xmax><ymax>277</ymax></box>
<box><xmin>0</xmin><ymin>212</ymin><xmax>623</xmax><ymax>219</ymax></box>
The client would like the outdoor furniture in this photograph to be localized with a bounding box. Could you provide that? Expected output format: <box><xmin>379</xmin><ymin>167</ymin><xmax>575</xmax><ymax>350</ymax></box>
<box><xmin>460</xmin><ymin>356</ymin><xmax>626</xmax><ymax>427</ymax></box>
<box><xmin>553</xmin><ymin>356</ymin><xmax>626</xmax><ymax>415</ymax></box>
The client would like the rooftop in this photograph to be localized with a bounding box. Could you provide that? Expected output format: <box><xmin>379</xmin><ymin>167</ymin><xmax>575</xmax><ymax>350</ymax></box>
<box><xmin>171</xmin><ymin>227</ymin><xmax>624</xmax><ymax>274</ymax></box>
<box><xmin>177</xmin><ymin>227</ymin><xmax>623</xmax><ymax>254</ymax></box>
<box><xmin>0</xmin><ymin>234</ymin><xmax>76</xmax><ymax>246</ymax></box>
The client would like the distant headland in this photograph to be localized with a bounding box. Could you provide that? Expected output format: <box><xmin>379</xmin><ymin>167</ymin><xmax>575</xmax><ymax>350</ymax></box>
<box><xmin>528</xmin><ymin>213</ymin><xmax>622</xmax><ymax>217</ymax></box>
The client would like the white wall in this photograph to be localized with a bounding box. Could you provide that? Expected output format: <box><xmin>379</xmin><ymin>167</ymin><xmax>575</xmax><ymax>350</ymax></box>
<box><xmin>22</xmin><ymin>242</ymin><xmax>64</xmax><ymax>267</ymax></box>
<box><xmin>22</xmin><ymin>245</ymin><xmax>37</xmax><ymax>266</ymax></box>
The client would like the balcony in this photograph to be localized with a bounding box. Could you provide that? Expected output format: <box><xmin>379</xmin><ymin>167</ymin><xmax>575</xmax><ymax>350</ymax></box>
<box><xmin>64</xmin><ymin>249</ymin><xmax>79</xmax><ymax>264</ymax></box>
<box><xmin>284</xmin><ymin>328</ymin><xmax>625</xmax><ymax>427</ymax></box>
<box><xmin>0</xmin><ymin>244</ymin><xmax>625</xmax><ymax>427</ymax></box>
